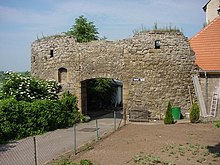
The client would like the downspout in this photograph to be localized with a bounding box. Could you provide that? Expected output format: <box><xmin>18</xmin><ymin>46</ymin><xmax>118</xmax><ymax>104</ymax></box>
<box><xmin>205</xmin><ymin>72</ymin><xmax>208</xmax><ymax>112</ymax></box>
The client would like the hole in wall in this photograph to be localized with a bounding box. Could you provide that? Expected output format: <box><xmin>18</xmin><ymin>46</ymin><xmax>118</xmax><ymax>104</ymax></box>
<box><xmin>155</xmin><ymin>40</ymin><xmax>161</xmax><ymax>49</ymax></box>
<box><xmin>50</xmin><ymin>49</ymin><xmax>54</xmax><ymax>58</ymax></box>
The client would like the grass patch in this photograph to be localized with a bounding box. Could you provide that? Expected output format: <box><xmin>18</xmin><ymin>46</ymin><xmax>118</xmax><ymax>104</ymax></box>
<box><xmin>214</xmin><ymin>120</ymin><xmax>220</xmax><ymax>128</ymax></box>
<box><xmin>133</xmin><ymin>143</ymin><xmax>220</xmax><ymax>165</ymax></box>
<box><xmin>47</xmin><ymin>157</ymin><xmax>93</xmax><ymax>165</ymax></box>
<box><xmin>133</xmin><ymin>153</ymin><xmax>175</xmax><ymax>165</ymax></box>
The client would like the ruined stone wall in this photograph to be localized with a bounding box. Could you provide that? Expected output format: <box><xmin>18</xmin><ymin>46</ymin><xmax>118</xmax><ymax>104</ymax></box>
<box><xmin>31</xmin><ymin>31</ymin><xmax>195</xmax><ymax>119</ymax></box>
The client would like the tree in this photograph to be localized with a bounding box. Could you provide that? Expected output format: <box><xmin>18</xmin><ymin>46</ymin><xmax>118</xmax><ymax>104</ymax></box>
<box><xmin>65</xmin><ymin>15</ymin><xmax>99</xmax><ymax>43</ymax></box>
<box><xmin>164</xmin><ymin>101</ymin><xmax>175</xmax><ymax>124</ymax></box>
<box><xmin>190</xmin><ymin>101</ymin><xmax>200</xmax><ymax>123</ymax></box>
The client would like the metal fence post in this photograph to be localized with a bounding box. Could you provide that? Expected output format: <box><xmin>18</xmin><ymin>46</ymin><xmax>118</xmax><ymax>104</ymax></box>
<box><xmin>96</xmin><ymin>119</ymin><xmax>99</xmax><ymax>141</ymax></box>
<box><xmin>33</xmin><ymin>136</ymin><xmax>37</xmax><ymax>165</ymax></box>
<box><xmin>124</xmin><ymin>108</ymin><xmax>127</xmax><ymax>126</ymax></box>
<box><xmin>74</xmin><ymin>124</ymin><xmax>77</xmax><ymax>155</ymax></box>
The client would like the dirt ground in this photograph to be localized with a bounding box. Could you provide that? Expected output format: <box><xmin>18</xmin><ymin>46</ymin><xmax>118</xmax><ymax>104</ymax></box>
<box><xmin>65</xmin><ymin>121</ymin><xmax>220</xmax><ymax>165</ymax></box>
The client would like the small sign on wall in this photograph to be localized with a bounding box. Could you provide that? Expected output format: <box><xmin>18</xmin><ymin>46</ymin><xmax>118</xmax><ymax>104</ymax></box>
<box><xmin>132</xmin><ymin>78</ymin><xmax>145</xmax><ymax>81</ymax></box>
<box><xmin>133</xmin><ymin>78</ymin><xmax>140</xmax><ymax>81</ymax></box>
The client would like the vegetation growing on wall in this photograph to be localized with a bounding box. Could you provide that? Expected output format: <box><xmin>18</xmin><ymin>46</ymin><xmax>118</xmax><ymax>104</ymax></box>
<box><xmin>0</xmin><ymin>72</ymin><xmax>83</xmax><ymax>143</ymax></box>
<box><xmin>64</xmin><ymin>15</ymin><xmax>99</xmax><ymax>43</ymax></box>
<box><xmin>133</xmin><ymin>23</ymin><xmax>181</xmax><ymax>36</ymax></box>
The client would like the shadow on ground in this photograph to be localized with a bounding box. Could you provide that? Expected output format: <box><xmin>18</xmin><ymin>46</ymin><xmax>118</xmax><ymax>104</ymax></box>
<box><xmin>207</xmin><ymin>143</ymin><xmax>220</xmax><ymax>156</ymax></box>
<box><xmin>87</xmin><ymin>107</ymin><xmax>123</xmax><ymax>120</ymax></box>
<box><xmin>0</xmin><ymin>142</ymin><xmax>17</xmax><ymax>152</ymax></box>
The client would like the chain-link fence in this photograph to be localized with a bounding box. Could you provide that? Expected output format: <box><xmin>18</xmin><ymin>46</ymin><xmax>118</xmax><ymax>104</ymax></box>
<box><xmin>0</xmin><ymin>111</ymin><xmax>123</xmax><ymax>165</ymax></box>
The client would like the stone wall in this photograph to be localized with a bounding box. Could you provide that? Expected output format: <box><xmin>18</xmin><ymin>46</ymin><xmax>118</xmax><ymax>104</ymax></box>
<box><xmin>31</xmin><ymin>31</ymin><xmax>195</xmax><ymax>120</ymax></box>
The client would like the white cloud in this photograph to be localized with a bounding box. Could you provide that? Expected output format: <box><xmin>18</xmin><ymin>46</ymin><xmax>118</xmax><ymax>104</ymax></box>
<box><xmin>0</xmin><ymin>0</ymin><xmax>206</xmax><ymax>34</ymax></box>
<box><xmin>0</xmin><ymin>0</ymin><xmax>207</xmax><ymax>71</ymax></box>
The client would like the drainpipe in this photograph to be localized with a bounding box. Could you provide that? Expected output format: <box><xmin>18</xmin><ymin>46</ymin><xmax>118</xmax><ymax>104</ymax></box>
<box><xmin>205</xmin><ymin>72</ymin><xmax>208</xmax><ymax>112</ymax></box>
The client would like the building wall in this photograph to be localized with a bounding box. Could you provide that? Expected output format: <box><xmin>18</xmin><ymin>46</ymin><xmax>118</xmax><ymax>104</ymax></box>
<box><xmin>31</xmin><ymin>31</ymin><xmax>195</xmax><ymax>120</ymax></box>
<box><xmin>200</xmin><ymin>73</ymin><xmax>220</xmax><ymax>118</ymax></box>
<box><xmin>206</xmin><ymin>0</ymin><xmax>220</xmax><ymax>24</ymax></box>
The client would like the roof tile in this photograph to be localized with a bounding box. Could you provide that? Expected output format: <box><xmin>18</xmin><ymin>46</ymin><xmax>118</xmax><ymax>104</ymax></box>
<box><xmin>190</xmin><ymin>16</ymin><xmax>220</xmax><ymax>70</ymax></box>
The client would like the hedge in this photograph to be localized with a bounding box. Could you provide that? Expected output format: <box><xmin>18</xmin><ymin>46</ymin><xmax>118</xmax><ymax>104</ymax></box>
<box><xmin>0</xmin><ymin>95</ymin><xmax>84</xmax><ymax>143</ymax></box>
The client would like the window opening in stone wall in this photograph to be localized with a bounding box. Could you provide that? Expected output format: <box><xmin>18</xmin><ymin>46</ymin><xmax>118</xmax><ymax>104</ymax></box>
<box><xmin>33</xmin><ymin>56</ymin><xmax>35</xmax><ymax>62</ymax></box>
<box><xmin>50</xmin><ymin>49</ymin><xmax>54</xmax><ymax>58</ymax></box>
<box><xmin>58</xmin><ymin>68</ymin><xmax>67</xmax><ymax>84</ymax></box>
<box><xmin>155</xmin><ymin>40</ymin><xmax>161</xmax><ymax>49</ymax></box>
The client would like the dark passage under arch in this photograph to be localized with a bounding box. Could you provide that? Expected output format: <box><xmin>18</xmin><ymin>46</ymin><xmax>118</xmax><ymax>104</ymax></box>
<box><xmin>81</xmin><ymin>78</ymin><xmax>123</xmax><ymax>118</ymax></box>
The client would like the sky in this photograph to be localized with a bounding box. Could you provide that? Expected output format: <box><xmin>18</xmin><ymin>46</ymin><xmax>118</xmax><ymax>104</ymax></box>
<box><xmin>0</xmin><ymin>0</ymin><xmax>207</xmax><ymax>72</ymax></box>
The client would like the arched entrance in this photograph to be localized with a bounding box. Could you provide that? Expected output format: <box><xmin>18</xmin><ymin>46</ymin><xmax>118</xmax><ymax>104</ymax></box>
<box><xmin>80</xmin><ymin>78</ymin><xmax>123</xmax><ymax>118</ymax></box>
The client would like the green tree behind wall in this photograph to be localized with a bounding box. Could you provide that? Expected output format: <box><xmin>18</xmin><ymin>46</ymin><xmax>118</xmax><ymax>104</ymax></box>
<box><xmin>65</xmin><ymin>15</ymin><xmax>99</xmax><ymax>42</ymax></box>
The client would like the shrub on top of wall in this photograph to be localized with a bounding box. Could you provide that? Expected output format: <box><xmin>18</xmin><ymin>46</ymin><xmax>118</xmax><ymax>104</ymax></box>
<box><xmin>164</xmin><ymin>101</ymin><xmax>175</xmax><ymax>124</ymax></box>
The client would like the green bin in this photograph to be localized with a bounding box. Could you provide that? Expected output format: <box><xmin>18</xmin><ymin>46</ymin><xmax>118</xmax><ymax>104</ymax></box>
<box><xmin>172</xmin><ymin>107</ymin><xmax>181</xmax><ymax>120</ymax></box>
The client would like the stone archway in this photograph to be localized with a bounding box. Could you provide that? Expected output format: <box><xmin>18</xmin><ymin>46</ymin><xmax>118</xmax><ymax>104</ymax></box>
<box><xmin>31</xmin><ymin>31</ymin><xmax>195</xmax><ymax>121</ymax></box>
<box><xmin>75</xmin><ymin>77</ymin><xmax>129</xmax><ymax>123</ymax></box>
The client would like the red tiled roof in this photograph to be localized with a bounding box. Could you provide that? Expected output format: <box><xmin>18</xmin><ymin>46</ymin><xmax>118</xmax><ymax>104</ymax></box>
<box><xmin>189</xmin><ymin>16</ymin><xmax>220</xmax><ymax>71</ymax></box>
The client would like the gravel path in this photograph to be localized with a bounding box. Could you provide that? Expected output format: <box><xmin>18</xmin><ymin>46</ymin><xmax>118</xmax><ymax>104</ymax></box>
<box><xmin>0</xmin><ymin>111</ymin><xmax>123</xmax><ymax>165</ymax></box>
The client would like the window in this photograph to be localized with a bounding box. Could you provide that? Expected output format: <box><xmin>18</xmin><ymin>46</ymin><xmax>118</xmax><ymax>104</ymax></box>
<box><xmin>50</xmin><ymin>49</ymin><xmax>54</xmax><ymax>58</ymax></box>
<box><xmin>32</xmin><ymin>56</ymin><xmax>35</xmax><ymax>62</ymax></box>
<box><xmin>155</xmin><ymin>40</ymin><xmax>161</xmax><ymax>49</ymax></box>
<box><xmin>58</xmin><ymin>68</ymin><xmax>67</xmax><ymax>83</ymax></box>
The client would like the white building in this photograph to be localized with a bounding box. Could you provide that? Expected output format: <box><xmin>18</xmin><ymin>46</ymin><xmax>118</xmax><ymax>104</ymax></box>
<box><xmin>203</xmin><ymin>0</ymin><xmax>220</xmax><ymax>24</ymax></box>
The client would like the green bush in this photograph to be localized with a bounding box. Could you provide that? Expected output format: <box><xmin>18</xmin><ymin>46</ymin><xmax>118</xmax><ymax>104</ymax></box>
<box><xmin>0</xmin><ymin>72</ymin><xmax>84</xmax><ymax>143</ymax></box>
<box><xmin>164</xmin><ymin>101</ymin><xmax>174</xmax><ymax>124</ymax></box>
<box><xmin>214</xmin><ymin>121</ymin><xmax>220</xmax><ymax>128</ymax></box>
<box><xmin>0</xmin><ymin>72</ymin><xmax>58</xmax><ymax>101</ymax></box>
<box><xmin>54</xmin><ymin>158</ymin><xmax>92</xmax><ymax>165</ymax></box>
<box><xmin>58</xmin><ymin>92</ymin><xmax>84</xmax><ymax>128</ymax></box>
<box><xmin>0</xmin><ymin>92</ymin><xmax>83</xmax><ymax>143</ymax></box>
<box><xmin>0</xmin><ymin>98</ymin><xmax>56</xmax><ymax>142</ymax></box>
<box><xmin>0</xmin><ymin>98</ymin><xmax>21</xmax><ymax>142</ymax></box>
<box><xmin>190</xmin><ymin>102</ymin><xmax>200</xmax><ymax>123</ymax></box>
<box><xmin>80</xmin><ymin>160</ymin><xmax>92</xmax><ymax>165</ymax></box>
